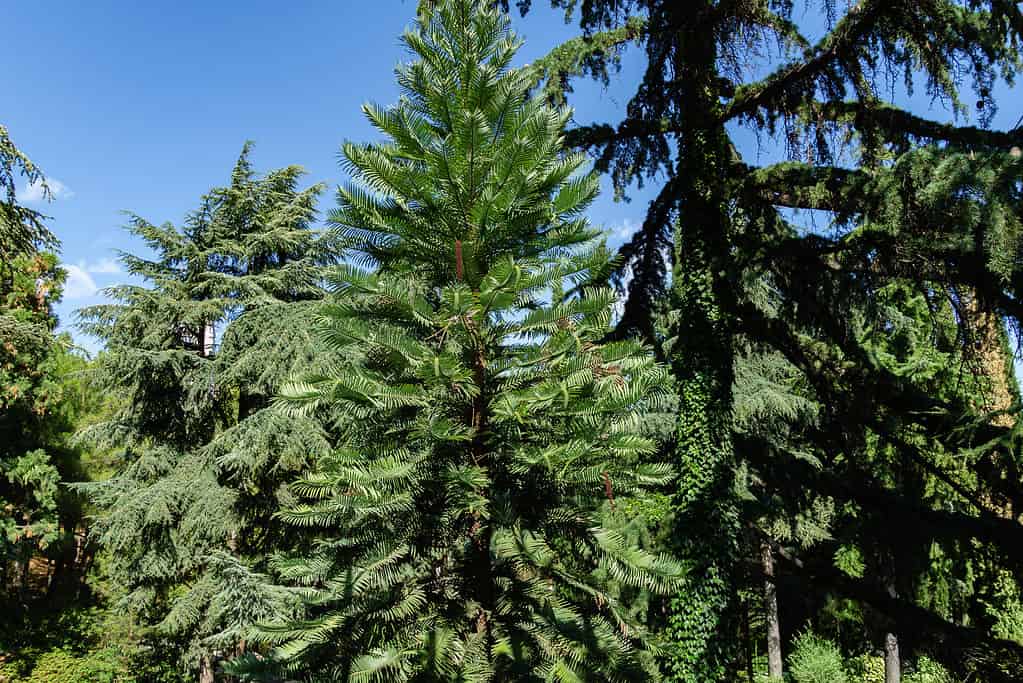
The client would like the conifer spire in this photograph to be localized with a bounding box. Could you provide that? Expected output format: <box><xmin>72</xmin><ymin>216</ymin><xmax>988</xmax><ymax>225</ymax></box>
<box><xmin>231</xmin><ymin>1</ymin><xmax>682</xmax><ymax>679</ymax></box>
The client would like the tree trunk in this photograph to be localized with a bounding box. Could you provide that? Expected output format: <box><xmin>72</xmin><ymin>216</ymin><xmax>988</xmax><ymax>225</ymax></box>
<box><xmin>961</xmin><ymin>289</ymin><xmax>1019</xmax><ymax>519</ymax></box>
<box><xmin>666</xmin><ymin>5</ymin><xmax>741</xmax><ymax>680</ymax></box>
<box><xmin>20</xmin><ymin>552</ymin><xmax>30</xmax><ymax>594</ymax></box>
<box><xmin>237</xmin><ymin>391</ymin><xmax>265</xmax><ymax>421</ymax></box>
<box><xmin>884</xmin><ymin>567</ymin><xmax>901</xmax><ymax>683</ymax></box>
<box><xmin>199</xmin><ymin>654</ymin><xmax>215</xmax><ymax>683</ymax></box>
<box><xmin>884</xmin><ymin>631</ymin><xmax>901</xmax><ymax>683</ymax></box>
<box><xmin>741</xmin><ymin>598</ymin><xmax>754</xmax><ymax>682</ymax></box>
<box><xmin>47</xmin><ymin>554</ymin><xmax>65</xmax><ymax>597</ymax></box>
<box><xmin>762</xmin><ymin>542</ymin><xmax>784</xmax><ymax>679</ymax></box>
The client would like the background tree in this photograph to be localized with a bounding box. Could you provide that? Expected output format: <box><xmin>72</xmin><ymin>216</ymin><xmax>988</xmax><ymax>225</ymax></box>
<box><xmin>0</xmin><ymin>127</ymin><xmax>77</xmax><ymax>598</ymax></box>
<box><xmin>0</xmin><ymin>126</ymin><xmax>152</xmax><ymax>679</ymax></box>
<box><xmin>0</xmin><ymin>124</ymin><xmax>56</xmax><ymax>264</ymax></box>
<box><xmin>77</xmin><ymin>145</ymin><xmax>333</xmax><ymax>679</ymax></box>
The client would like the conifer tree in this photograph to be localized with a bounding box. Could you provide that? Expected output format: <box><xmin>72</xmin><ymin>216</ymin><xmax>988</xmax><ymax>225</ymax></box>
<box><xmin>77</xmin><ymin>145</ymin><xmax>332</xmax><ymax>675</ymax></box>
<box><xmin>0</xmin><ymin>127</ymin><xmax>75</xmax><ymax>597</ymax></box>
<box><xmin>233</xmin><ymin>2</ymin><xmax>682</xmax><ymax>679</ymax></box>
<box><xmin>510</xmin><ymin>0</ymin><xmax>1023</xmax><ymax>679</ymax></box>
<box><xmin>0</xmin><ymin>124</ymin><xmax>56</xmax><ymax>263</ymax></box>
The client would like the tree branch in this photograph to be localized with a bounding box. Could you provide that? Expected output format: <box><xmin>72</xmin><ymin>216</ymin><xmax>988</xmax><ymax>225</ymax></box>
<box><xmin>564</xmin><ymin>118</ymin><xmax>675</xmax><ymax>152</ymax></box>
<box><xmin>525</xmin><ymin>17</ymin><xmax>646</xmax><ymax>105</ymax></box>
<box><xmin>740</xmin><ymin>161</ymin><xmax>870</xmax><ymax>212</ymax></box>
<box><xmin>721</xmin><ymin>0</ymin><xmax>887</xmax><ymax>122</ymax></box>
<box><xmin>820</xmin><ymin>100</ymin><xmax>1023</xmax><ymax>150</ymax></box>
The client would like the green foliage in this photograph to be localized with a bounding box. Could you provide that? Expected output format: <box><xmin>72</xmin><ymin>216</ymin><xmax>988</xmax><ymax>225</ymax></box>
<box><xmin>0</xmin><ymin>604</ymin><xmax>185</xmax><ymax>683</ymax></box>
<box><xmin>512</xmin><ymin>0</ymin><xmax>1023</xmax><ymax>674</ymax></box>
<box><xmin>846</xmin><ymin>654</ymin><xmax>885</xmax><ymax>683</ymax></box>
<box><xmin>76</xmin><ymin>144</ymin><xmax>332</xmax><ymax>674</ymax></box>
<box><xmin>0</xmin><ymin>125</ymin><xmax>56</xmax><ymax>259</ymax></box>
<box><xmin>788</xmin><ymin>630</ymin><xmax>847</xmax><ymax>683</ymax></box>
<box><xmin>904</xmin><ymin>656</ymin><xmax>957</xmax><ymax>683</ymax></box>
<box><xmin>23</xmin><ymin>648</ymin><xmax>127</xmax><ymax>683</ymax></box>
<box><xmin>229</xmin><ymin>2</ymin><xmax>682</xmax><ymax>679</ymax></box>
<box><xmin>834</xmin><ymin>545</ymin><xmax>866</xmax><ymax>579</ymax></box>
<box><xmin>0</xmin><ymin>129</ymin><xmax>96</xmax><ymax>601</ymax></box>
<box><xmin>8</xmin><ymin>0</ymin><xmax>1023</xmax><ymax>679</ymax></box>
<box><xmin>983</xmin><ymin>570</ymin><xmax>1023</xmax><ymax>645</ymax></box>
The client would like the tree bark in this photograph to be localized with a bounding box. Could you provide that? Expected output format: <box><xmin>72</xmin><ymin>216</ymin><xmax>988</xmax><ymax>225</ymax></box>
<box><xmin>199</xmin><ymin>654</ymin><xmax>215</xmax><ymax>683</ymax></box>
<box><xmin>884</xmin><ymin>631</ymin><xmax>901</xmax><ymax>683</ymax></box>
<box><xmin>762</xmin><ymin>542</ymin><xmax>784</xmax><ymax>679</ymax></box>
<box><xmin>741</xmin><ymin>598</ymin><xmax>754</xmax><ymax>682</ymax></box>
<box><xmin>884</xmin><ymin>568</ymin><xmax>901</xmax><ymax>683</ymax></box>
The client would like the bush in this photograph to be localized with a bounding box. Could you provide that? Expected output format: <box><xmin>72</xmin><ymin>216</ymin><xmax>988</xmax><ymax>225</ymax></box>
<box><xmin>905</xmin><ymin>656</ymin><xmax>956</xmax><ymax>683</ymax></box>
<box><xmin>13</xmin><ymin>645</ymin><xmax>182</xmax><ymax>683</ymax></box>
<box><xmin>847</xmin><ymin>653</ymin><xmax>885</xmax><ymax>683</ymax></box>
<box><xmin>26</xmin><ymin>648</ymin><xmax>122</xmax><ymax>683</ymax></box>
<box><xmin>789</xmin><ymin>630</ymin><xmax>848</xmax><ymax>683</ymax></box>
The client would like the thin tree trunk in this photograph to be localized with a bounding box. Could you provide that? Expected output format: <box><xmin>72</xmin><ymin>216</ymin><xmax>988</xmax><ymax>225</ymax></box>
<box><xmin>741</xmin><ymin>598</ymin><xmax>754</xmax><ymax>682</ymax></box>
<box><xmin>884</xmin><ymin>631</ymin><xmax>901</xmax><ymax>683</ymax></box>
<box><xmin>884</xmin><ymin>568</ymin><xmax>901</xmax><ymax>683</ymax></box>
<box><xmin>20</xmin><ymin>553</ymin><xmax>30</xmax><ymax>594</ymax></box>
<box><xmin>762</xmin><ymin>542</ymin><xmax>784</xmax><ymax>679</ymax></box>
<box><xmin>47</xmin><ymin>555</ymin><xmax>64</xmax><ymax>596</ymax></box>
<box><xmin>199</xmin><ymin>654</ymin><xmax>215</xmax><ymax>683</ymax></box>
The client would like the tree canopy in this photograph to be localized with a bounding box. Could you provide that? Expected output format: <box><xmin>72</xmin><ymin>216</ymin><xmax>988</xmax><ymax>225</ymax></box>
<box><xmin>6</xmin><ymin>1</ymin><xmax>1023</xmax><ymax>681</ymax></box>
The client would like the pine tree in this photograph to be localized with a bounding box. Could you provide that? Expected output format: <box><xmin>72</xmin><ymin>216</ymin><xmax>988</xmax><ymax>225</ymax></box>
<box><xmin>230</xmin><ymin>2</ymin><xmax>682</xmax><ymax>680</ymax></box>
<box><xmin>77</xmin><ymin>145</ymin><xmax>332</xmax><ymax>675</ymax></box>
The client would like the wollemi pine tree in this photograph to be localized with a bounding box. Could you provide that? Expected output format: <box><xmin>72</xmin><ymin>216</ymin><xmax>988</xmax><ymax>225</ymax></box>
<box><xmin>233</xmin><ymin>1</ymin><xmax>683</xmax><ymax>680</ymax></box>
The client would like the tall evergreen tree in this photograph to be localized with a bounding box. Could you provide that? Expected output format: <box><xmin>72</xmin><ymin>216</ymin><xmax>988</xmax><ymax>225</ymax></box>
<box><xmin>0</xmin><ymin>127</ymin><xmax>75</xmax><ymax>597</ymax></box>
<box><xmin>77</xmin><ymin>145</ymin><xmax>332</xmax><ymax>677</ymax></box>
<box><xmin>233</xmin><ymin>2</ymin><xmax>682</xmax><ymax>680</ymax></box>
<box><xmin>510</xmin><ymin>0</ymin><xmax>1023</xmax><ymax>679</ymax></box>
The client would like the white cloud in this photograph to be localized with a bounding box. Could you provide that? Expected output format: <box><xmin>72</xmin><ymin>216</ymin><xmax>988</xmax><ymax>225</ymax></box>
<box><xmin>61</xmin><ymin>264</ymin><xmax>98</xmax><ymax>299</ymax></box>
<box><xmin>610</xmin><ymin>218</ymin><xmax>639</xmax><ymax>241</ymax></box>
<box><xmin>58</xmin><ymin>257</ymin><xmax>123</xmax><ymax>299</ymax></box>
<box><xmin>17</xmin><ymin>177</ymin><xmax>74</xmax><ymax>203</ymax></box>
<box><xmin>84</xmin><ymin>257</ymin><xmax>121</xmax><ymax>274</ymax></box>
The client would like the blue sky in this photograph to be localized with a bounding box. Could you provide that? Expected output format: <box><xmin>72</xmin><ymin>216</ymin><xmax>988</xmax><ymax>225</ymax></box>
<box><xmin>3</xmin><ymin>1</ymin><xmax>657</xmax><ymax>352</ymax></box>
<box><xmin>4</xmin><ymin>1</ymin><xmax>1020</xmax><ymax>353</ymax></box>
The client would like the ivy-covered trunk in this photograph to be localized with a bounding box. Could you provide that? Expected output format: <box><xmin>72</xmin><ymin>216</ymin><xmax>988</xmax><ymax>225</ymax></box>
<box><xmin>665</xmin><ymin>4</ymin><xmax>740</xmax><ymax>679</ymax></box>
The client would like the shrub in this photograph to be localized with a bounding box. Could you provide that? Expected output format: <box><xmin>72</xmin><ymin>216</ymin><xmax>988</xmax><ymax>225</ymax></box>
<box><xmin>19</xmin><ymin>646</ymin><xmax>183</xmax><ymax>683</ymax></box>
<box><xmin>905</xmin><ymin>656</ymin><xmax>956</xmax><ymax>683</ymax></box>
<box><xmin>847</xmin><ymin>653</ymin><xmax>885</xmax><ymax>683</ymax></box>
<box><xmin>26</xmin><ymin>648</ymin><xmax>121</xmax><ymax>683</ymax></box>
<box><xmin>789</xmin><ymin>630</ymin><xmax>848</xmax><ymax>683</ymax></box>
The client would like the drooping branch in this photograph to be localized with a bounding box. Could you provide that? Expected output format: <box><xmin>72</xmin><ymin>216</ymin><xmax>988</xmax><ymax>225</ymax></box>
<box><xmin>567</xmin><ymin>106</ymin><xmax>1023</xmax><ymax>165</ymax></box>
<box><xmin>819</xmin><ymin>100</ymin><xmax>1023</xmax><ymax>150</ymax></box>
<box><xmin>741</xmin><ymin>433</ymin><xmax>1023</xmax><ymax>566</ymax></box>
<box><xmin>721</xmin><ymin>0</ymin><xmax>887</xmax><ymax>122</ymax></box>
<box><xmin>610</xmin><ymin>172</ymin><xmax>678</xmax><ymax>345</ymax></box>
<box><xmin>525</xmin><ymin>17</ymin><xmax>646</xmax><ymax>104</ymax></box>
<box><xmin>564</xmin><ymin>118</ymin><xmax>675</xmax><ymax>151</ymax></box>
